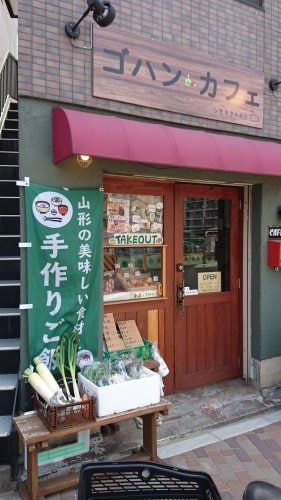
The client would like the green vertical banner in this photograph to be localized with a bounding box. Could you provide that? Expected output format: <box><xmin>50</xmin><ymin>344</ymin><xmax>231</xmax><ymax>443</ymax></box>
<box><xmin>25</xmin><ymin>183</ymin><xmax>103</xmax><ymax>368</ymax></box>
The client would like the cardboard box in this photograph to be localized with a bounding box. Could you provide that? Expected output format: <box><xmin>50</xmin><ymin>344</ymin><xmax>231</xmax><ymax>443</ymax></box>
<box><xmin>78</xmin><ymin>368</ymin><xmax>161</xmax><ymax>417</ymax></box>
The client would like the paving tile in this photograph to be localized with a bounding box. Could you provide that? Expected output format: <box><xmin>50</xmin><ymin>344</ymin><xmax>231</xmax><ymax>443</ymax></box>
<box><xmin>232</xmin><ymin>447</ymin><xmax>251</xmax><ymax>462</ymax></box>
<box><xmin>14</xmin><ymin>416</ymin><xmax>281</xmax><ymax>500</ymax></box>
<box><xmin>235</xmin><ymin>470</ymin><xmax>255</xmax><ymax>487</ymax></box>
<box><xmin>220</xmin><ymin>492</ymin><xmax>235</xmax><ymax>500</ymax></box>
<box><xmin>193</xmin><ymin>447</ymin><xmax>209</xmax><ymax>458</ymax></box>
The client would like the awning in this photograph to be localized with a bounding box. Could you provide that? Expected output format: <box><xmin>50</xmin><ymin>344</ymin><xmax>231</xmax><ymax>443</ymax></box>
<box><xmin>52</xmin><ymin>107</ymin><xmax>281</xmax><ymax>177</ymax></box>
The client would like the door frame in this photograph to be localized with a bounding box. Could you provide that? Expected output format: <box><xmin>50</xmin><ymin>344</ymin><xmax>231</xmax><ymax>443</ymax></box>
<box><xmin>173</xmin><ymin>182</ymin><xmax>244</xmax><ymax>390</ymax></box>
<box><xmin>102</xmin><ymin>175</ymin><xmax>250</xmax><ymax>394</ymax></box>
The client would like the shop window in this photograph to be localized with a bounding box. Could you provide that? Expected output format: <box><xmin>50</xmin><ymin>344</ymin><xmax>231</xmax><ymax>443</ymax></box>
<box><xmin>183</xmin><ymin>197</ymin><xmax>231</xmax><ymax>294</ymax></box>
<box><xmin>103</xmin><ymin>193</ymin><xmax>165</xmax><ymax>302</ymax></box>
<box><xmin>235</xmin><ymin>0</ymin><xmax>264</xmax><ymax>9</ymax></box>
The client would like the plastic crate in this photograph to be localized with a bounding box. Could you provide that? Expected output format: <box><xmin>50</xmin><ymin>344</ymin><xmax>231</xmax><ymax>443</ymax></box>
<box><xmin>78</xmin><ymin>461</ymin><xmax>222</xmax><ymax>500</ymax></box>
<box><xmin>103</xmin><ymin>338</ymin><xmax>153</xmax><ymax>361</ymax></box>
<box><xmin>34</xmin><ymin>386</ymin><xmax>96</xmax><ymax>432</ymax></box>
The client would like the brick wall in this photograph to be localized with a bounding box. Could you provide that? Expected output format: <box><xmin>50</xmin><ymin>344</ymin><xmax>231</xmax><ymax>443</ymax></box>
<box><xmin>18</xmin><ymin>0</ymin><xmax>281</xmax><ymax>139</ymax></box>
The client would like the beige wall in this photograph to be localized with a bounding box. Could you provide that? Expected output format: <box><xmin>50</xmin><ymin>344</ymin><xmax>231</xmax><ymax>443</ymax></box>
<box><xmin>0</xmin><ymin>1</ymin><xmax>18</xmax><ymax>69</ymax></box>
<box><xmin>18</xmin><ymin>0</ymin><xmax>281</xmax><ymax>140</ymax></box>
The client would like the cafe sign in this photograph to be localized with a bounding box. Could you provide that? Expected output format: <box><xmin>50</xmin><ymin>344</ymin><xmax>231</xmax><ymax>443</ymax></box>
<box><xmin>93</xmin><ymin>28</ymin><xmax>264</xmax><ymax>128</ymax></box>
<box><xmin>268</xmin><ymin>226</ymin><xmax>281</xmax><ymax>239</ymax></box>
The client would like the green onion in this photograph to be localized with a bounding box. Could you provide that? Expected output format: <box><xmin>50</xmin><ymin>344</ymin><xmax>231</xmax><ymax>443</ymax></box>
<box><xmin>55</xmin><ymin>333</ymin><xmax>72</xmax><ymax>400</ymax></box>
<box><xmin>67</xmin><ymin>331</ymin><xmax>80</xmax><ymax>401</ymax></box>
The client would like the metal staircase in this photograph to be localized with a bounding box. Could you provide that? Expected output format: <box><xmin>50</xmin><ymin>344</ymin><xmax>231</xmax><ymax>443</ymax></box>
<box><xmin>0</xmin><ymin>100</ymin><xmax>20</xmax><ymax>465</ymax></box>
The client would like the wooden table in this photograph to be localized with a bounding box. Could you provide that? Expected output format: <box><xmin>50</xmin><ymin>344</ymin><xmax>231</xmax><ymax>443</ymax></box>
<box><xmin>13</xmin><ymin>398</ymin><xmax>171</xmax><ymax>500</ymax></box>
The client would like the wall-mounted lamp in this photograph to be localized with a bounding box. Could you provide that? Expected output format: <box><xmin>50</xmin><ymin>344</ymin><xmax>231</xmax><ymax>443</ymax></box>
<box><xmin>65</xmin><ymin>0</ymin><xmax>115</xmax><ymax>39</ymax></box>
<box><xmin>76</xmin><ymin>155</ymin><xmax>93</xmax><ymax>168</ymax></box>
<box><xmin>269</xmin><ymin>79</ymin><xmax>281</xmax><ymax>92</ymax></box>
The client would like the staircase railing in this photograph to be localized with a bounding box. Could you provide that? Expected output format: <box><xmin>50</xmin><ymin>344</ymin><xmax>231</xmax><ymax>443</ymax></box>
<box><xmin>0</xmin><ymin>53</ymin><xmax>18</xmax><ymax>131</ymax></box>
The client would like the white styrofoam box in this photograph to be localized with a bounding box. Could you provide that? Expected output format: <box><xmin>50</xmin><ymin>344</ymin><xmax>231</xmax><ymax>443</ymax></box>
<box><xmin>78</xmin><ymin>367</ymin><xmax>161</xmax><ymax>417</ymax></box>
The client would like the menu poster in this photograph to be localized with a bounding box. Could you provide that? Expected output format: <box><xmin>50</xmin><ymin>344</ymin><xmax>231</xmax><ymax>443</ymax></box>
<box><xmin>106</xmin><ymin>196</ymin><xmax>130</xmax><ymax>234</ymax></box>
<box><xmin>104</xmin><ymin>194</ymin><xmax>164</xmax><ymax>245</ymax></box>
<box><xmin>103</xmin><ymin>313</ymin><xmax>126</xmax><ymax>352</ymax></box>
<box><xmin>117</xmin><ymin>320</ymin><xmax>144</xmax><ymax>348</ymax></box>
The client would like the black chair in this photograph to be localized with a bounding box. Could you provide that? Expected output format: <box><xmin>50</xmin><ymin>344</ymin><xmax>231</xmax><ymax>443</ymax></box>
<box><xmin>243</xmin><ymin>481</ymin><xmax>281</xmax><ymax>500</ymax></box>
<box><xmin>78</xmin><ymin>460</ymin><xmax>222</xmax><ymax>499</ymax></box>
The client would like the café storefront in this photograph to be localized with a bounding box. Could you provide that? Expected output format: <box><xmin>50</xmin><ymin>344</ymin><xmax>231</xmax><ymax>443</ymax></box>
<box><xmin>48</xmin><ymin>103</ymin><xmax>281</xmax><ymax>395</ymax></box>
<box><xmin>19</xmin><ymin>23</ymin><xmax>281</xmax><ymax>396</ymax></box>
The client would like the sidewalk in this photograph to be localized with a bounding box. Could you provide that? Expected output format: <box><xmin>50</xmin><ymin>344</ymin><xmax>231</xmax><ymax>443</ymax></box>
<box><xmin>161</xmin><ymin>409</ymin><xmax>281</xmax><ymax>500</ymax></box>
<box><xmin>2</xmin><ymin>378</ymin><xmax>281</xmax><ymax>499</ymax></box>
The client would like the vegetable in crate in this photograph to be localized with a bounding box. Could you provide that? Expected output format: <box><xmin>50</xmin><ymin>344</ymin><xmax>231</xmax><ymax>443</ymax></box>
<box><xmin>55</xmin><ymin>331</ymin><xmax>81</xmax><ymax>401</ymax></box>
<box><xmin>23</xmin><ymin>365</ymin><xmax>67</xmax><ymax>405</ymax></box>
<box><xmin>82</xmin><ymin>360</ymin><xmax>112</xmax><ymax>386</ymax></box>
<box><xmin>33</xmin><ymin>356</ymin><xmax>63</xmax><ymax>394</ymax></box>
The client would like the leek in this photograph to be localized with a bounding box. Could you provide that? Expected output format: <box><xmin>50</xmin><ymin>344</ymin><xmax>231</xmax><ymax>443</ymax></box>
<box><xmin>55</xmin><ymin>333</ymin><xmax>72</xmax><ymax>400</ymax></box>
<box><xmin>67</xmin><ymin>331</ymin><xmax>81</xmax><ymax>401</ymax></box>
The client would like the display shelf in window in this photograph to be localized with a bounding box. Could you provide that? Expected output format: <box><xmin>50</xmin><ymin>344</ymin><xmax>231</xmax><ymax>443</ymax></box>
<box><xmin>103</xmin><ymin>246</ymin><xmax>166</xmax><ymax>303</ymax></box>
<box><xmin>103</xmin><ymin>192</ymin><xmax>166</xmax><ymax>303</ymax></box>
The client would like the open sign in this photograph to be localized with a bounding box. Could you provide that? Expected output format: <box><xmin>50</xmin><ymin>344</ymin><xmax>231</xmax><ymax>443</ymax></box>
<box><xmin>198</xmin><ymin>271</ymin><xmax>221</xmax><ymax>293</ymax></box>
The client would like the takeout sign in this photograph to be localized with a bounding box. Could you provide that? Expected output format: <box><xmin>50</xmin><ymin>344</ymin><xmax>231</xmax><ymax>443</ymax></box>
<box><xmin>109</xmin><ymin>233</ymin><xmax>163</xmax><ymax>245</ymax></box>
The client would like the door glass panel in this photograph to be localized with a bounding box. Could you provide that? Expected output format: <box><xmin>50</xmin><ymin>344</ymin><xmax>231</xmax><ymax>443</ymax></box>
<box><xmin>183</xmin><ymin>197</ymin><xmax>231</xmax><ymax>294</ymax></box>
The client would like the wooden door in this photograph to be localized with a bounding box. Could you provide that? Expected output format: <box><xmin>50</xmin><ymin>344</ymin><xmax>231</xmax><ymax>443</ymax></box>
<box><xmin>174</xmin><ymin>183</ymin><xmax>243</xmax><ymax>390</ymax></box>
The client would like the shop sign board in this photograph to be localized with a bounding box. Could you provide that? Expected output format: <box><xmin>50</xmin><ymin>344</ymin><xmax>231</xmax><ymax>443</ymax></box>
<box><xmin>93</xmin><ymin>28</ymin><xmax>264</xmax><ymax>128</ymax></box>
<box><xmin>268</xmin><ymin>226</ymin><xmax>281</xmax><ymax>239</ymax></box>
<box><xmin>25</xmin><ymin>183</ymin><xmax>103</xmax><ymax>367</ymax></box>
<box><xmin>198</xmin><ymin>271</ymin><xmax>221</xmax><ymax>293</ymax></box>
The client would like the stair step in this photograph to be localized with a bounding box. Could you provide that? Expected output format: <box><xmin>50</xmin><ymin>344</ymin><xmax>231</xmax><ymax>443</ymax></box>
<box><xmin>0</xmin><ymin>416</ymin><xmax>12</xmax><ymax>437</ymax></box>
<box><xmin>0</xmin><ymin>258</ymin><xmax>20</xmax><ymax>280</ymax></box>
<box><xmin>7</xmin><ymin>109</ymin><xmax>18</xmax><ymax>119</ymax></box>
<box><xmin>3</xmin><ymin>119</ymin><xmax>18</xmax><ymax>130</ymax></box>
<box><xmin>1</xmin><ymin>129</ymin><xmax>18</xmax><ymax>139</ymax></box>
<box><xmin>0</xmin><ymin>280</ymin><xmax>20</xmax><ymax>286</ymax></box>
<box><xmin>0</xmin><ymin>339</ymin><xmax>20</xmax><ymax>350</ymax></box>
<box><xmin>0</xmin><ymin>308</ymin><xmax>20</xmax><ymax>317</ymax></box>
<box><xmin>0</xmin><ymin>214</ymin><xmax>20</xmax><ymax>217</ymax></box>
<box><xmin>0</xmin><ymin>374</ymin><xmax>18</xmax><ymax>390</ymax></box>
<box><xmin>0</xmin><ymin>182</ymin><xmax>19</xmax><ymax>198</ymax></box>
<box><xmin>0</xmin><ymin>140</ymin><xmax>18</xmax><ymax>152</ymax></box>
<box><xmin>0</xmin><ymin>152</ymin><xmax>18</xmax><ymax>165</ymax></box>
<box><xmin>0</xmin><ymin>284</ymin><xmax>20</xmax><ymax>306</ymax></box>
<box><xmin>0</xmin><ymin>237</ymin><xmax>20</xmax><ymax>257</ymax></box>
<box><xmin>0</xmin><ymin>102</ymin><xmax>20</xmax><ymax>452</ymax></box>
<box><xmin>0</xmin><ymin>234</ymin><xmax>20</xmax><ymax>237</ymax></box>
<box><xmin>0</xmin><ymin>197</ymin><xmax>19</xmax><ymax>216</ymax></box>
<box><xmin>0</xmin><ymin>164</ymin><xmax>19</xmax><ymax>171</ymax></box>
<box><xmin>0</xmin><ymin>316</ymin><xmax>20</xmax><ymax>337</ymax></box>
<box><xmin>0</xmin><ymin>256</ymin><xmax>20</xmax><ymax>261</ymax></box>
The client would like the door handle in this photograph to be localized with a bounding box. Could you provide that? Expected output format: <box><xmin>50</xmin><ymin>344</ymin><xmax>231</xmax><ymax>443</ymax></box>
<box><xmin>176</xmin><ymin>283</ymin><xmax>184</xmax><ymax>305</ymax></box>
<box><xmin>176</xmin><ymin>263</ymin><xmax>185</xmax><ymax>319</ymax></box>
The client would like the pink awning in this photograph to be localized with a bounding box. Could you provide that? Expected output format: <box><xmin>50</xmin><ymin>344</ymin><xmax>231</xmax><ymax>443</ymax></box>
<box><xmin>52</xmin><ymin>107</ymin><xmax>281</xmax><ymax>177</ymax></box>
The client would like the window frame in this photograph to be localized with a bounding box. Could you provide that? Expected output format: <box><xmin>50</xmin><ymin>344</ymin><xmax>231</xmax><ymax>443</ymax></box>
<box><xmin>235</xmin><ymin>0</ymin><xmax>264</xmax><ymax>10</ymax></box>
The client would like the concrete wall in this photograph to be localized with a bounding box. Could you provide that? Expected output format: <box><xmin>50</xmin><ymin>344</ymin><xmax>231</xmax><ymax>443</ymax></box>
<box><xmin>251</xmin><ymin>182</ymin><xmax>281</xmax><ymax>360</ymax></box>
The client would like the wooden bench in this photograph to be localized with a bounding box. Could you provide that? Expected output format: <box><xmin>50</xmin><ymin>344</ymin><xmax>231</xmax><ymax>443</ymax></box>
<box><xmin>13</xmin><ymin>398</ymin><xmax>171</xmax><ymax>500</ymax></box>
